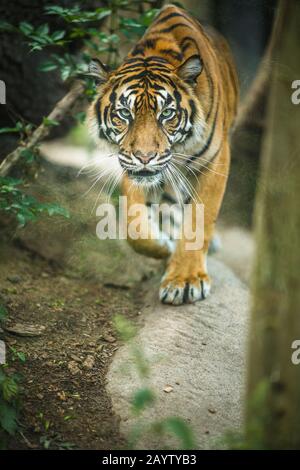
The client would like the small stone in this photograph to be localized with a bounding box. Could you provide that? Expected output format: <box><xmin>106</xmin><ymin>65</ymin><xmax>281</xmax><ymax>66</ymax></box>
<box><xmin>37</xmin><ymin>393</ymin><xmax>44</xmax><ymax>400</ymax></box>
<box><xmin>57</xmin><ymin>391</ymin><xmax>67</xmax><ymax>401</ymax></box>
<box><xmin>102</xmin><ymin>333</ymin><xmax>116</xmax><ymax>343</ymax></box>
<box><xmin>83</xmin><ymin>355</ymin><xmax>95</xmax><ymax>370</ymax></box>
<box><xmin>163</xmin><ymin>385</ymin><xmax>173</xmax><ymax>393</ymax></box>
<box><xmin>208</xmin><ymin>407</ymin><xmax>217</xmax><ymax>414</ymax></box>
<box><xmin>68</xmin><ymin>361</ymin><xmax>80</xmax><ymax>375</ymax></box>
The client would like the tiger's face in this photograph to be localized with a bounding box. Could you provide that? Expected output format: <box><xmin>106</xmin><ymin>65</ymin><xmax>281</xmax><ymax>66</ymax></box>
<box><xmin>88</xmin><ymin>55</ymin><xmax>205</xmax><ymax>187</ymax></box>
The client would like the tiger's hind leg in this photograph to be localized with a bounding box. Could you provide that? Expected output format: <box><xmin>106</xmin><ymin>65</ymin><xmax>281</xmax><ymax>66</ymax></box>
<box><xmin>121</xmin><ymin>175</ymin><xmax>173</xmax><ymax>259</ymax></box>
<box><xmin>159</xmin><ymin>142</ymin><xmax>230</xmax><ymax>305</ymax></box>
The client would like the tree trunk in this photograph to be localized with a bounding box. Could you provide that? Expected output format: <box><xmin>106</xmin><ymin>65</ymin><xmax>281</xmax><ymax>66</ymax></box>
<box><xmin>246</xmin><ymin>0</ymin><xmax>300</xmax><ymax>449</ymax></box>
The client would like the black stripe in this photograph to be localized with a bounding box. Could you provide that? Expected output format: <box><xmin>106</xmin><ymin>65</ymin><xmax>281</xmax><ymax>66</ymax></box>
<box><xmin>95</xmin><ymin>98</ymin><xmax>101</xmax><ymax>128</ymax></box>
<box><xmin>154</xmin><ymin>11</ymin><xmax>187</xmax><ymax>25</ymax></box>
<box><xmin>131</xmin><ymin>46</ymin><xmax>145</xmax><ymax>56</ymax></box>
<box><xmin>183</xmin><ymin>283</ymin><xmax>190</xmax><ymax>303</ymax></box>
<box><xmin>204</xmin><ymin>69</ymin><xmax>215</xmax><ymax>121</ymax></box>
<box><xmin>162</xmin><ymin>192</ymin><xmax>177</xmax><ymax>204</ymax></box>
<box><xmin>157</xmin><ymin>22</ymin><xmax>193</xmax><ymax>34</ymax></box>
<box><xmin>143</xmin><ymin>38</ymin><xmax>158</xmax><ymax>48</ymax></box>
<box><xmin>179</xmin><ymin>36</ymin><xmax>200</xmax><ymax>57</ymax></box>
<box><xmin>103</xmin><ymin>105</ymin><xmax>109</xmax><ymax>124</ymax></box>
<box><xmin>159</xmin><ymin>49</ymin><xmax>183</xmax><ymax>61</ymax></box>
<box><xmin>188</xmin><ymin>103</ymin><xmax>219</xmax><ymax>163</ymax></box>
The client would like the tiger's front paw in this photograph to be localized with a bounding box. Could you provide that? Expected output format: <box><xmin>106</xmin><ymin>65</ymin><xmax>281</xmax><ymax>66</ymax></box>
<box><xmin>159</xmin><ymin>273</ymin><xmax>211</xmax><ymax>306</ymax></box>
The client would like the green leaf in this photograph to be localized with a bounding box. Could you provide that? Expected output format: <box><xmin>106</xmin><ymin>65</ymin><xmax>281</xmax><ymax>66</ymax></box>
<box><xmin>0</xmin><ymin>402</ymin><xmax>18</xmax><ymax>435</ymax></box>
<box><xmin>36</xmin><ymin>23</ymin><xmax>49</xmax><ymax>36</ymax></box>
<box><xmin>131</xmin><ymin>388</ymin><xmax>155</xmax><ymax>414</ymax></box>
<box><xmin>160</xmin><ymin>417</ymin><xmax>196</xmax><ymax>450</ymax></box>
<box><xmin>16</xmin><ymin>351</ymin><xmax>26</xmax><ymax>363</ymax></box>
<box><xmin>19</xmin><ymin>21</ymin><xmax>34</xmax><ymax>35</ymax></box>
<box><xmin>2</xmin><ymin>377</ymin><xmax>18</xmax><ymax>401</ymax></box>
<box><xmin>0</xmin><ymin>127</ymin><xmax>19</xmax><ymax>135</ymax></box>
<box><xmin>140</xmin><ymin>9</ymin><xmax>159</xmax><ymax>27</ymax></box>
<box><xmin>42</xmin><ymin>117</ymin><xmax>60</xmax><ymax>127</ymax></box>
<box><xmin>0</xmin><ymin>21</ymin><xmax>15</xmax><ymax>32</ymax></box>
<box><xmin>20</xmin><ymin>148</ymin><xmax>36</xmax><ymax>163</ymax></box>
<box><xmin>39</xmin><ymin>61</ymin><xmax>58</xmax><ymax>72</ymax></box>
<box><xmin>113</xmin><ymin>315</ymin><xmax>136</xmax><ymax>342</ymax></box>
<box><xmin>51</xmin><ymin>30</ymin><xmax>66</xmax><ymax>41</ymax></box>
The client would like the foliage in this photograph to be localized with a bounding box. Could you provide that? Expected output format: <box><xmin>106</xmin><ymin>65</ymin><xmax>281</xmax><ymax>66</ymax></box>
<box><xmin>0</xmin><ymin>359</ymin><xmax>23</xmax><ymax>447</ymax></box>
<box><xmin>0</xmin><ymin>306</ymin><xmax>23</xmax><ymax>446</ymax></box>
<box><xmin>0</xmin><ymin>1</ymin><xmax>160</xmax><ymax>83</ymax></box>
<box><xmin>44</xmin><ymin>5</ymin><xmax>112</xmax><ymax>23</ymax></box>
<box><xmin>131</xmin><ymin>387</ymin><xmax>155</xmax><ymax>414</ymax></box>
<box><xmin>0</xmin><ymin>177</ymin><xmax>69</xmax><ymax>227</ymax></box>
<box><xmin>114</xmin><ymin>314</ymin><xmax>137</xmax><ymax>342</ymax></box>
<box><xmin>36</xmin><ymin>412</ymin><xmax>75</xmax><ymax>449</ymax></box>
<box><xmin>0</xmin><ymin>121</ymin><xmax>34</xmax><ymax>138</ymax></box>
<box><xmin>152</xmin><ymin>417</ymin><xmax>196</xmax><ymax>450</ymax></box>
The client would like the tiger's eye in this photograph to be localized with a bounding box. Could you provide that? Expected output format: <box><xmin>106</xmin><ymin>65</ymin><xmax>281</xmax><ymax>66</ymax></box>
<box><xmin>118</xmin><ymin>108</ymin><xmax>131</xmax><ymax>119</ymax></box>
<box><xmin>161</xmin><ymin>108</ymin><xmax>175</xmax><ymax>119</ymax></box>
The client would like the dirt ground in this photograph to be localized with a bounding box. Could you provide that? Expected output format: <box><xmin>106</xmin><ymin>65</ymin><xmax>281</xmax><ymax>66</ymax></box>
<box><xmin>0</xmin><ymin>161</ymin><xmax>156</xmax><ymax>450</ymax></box>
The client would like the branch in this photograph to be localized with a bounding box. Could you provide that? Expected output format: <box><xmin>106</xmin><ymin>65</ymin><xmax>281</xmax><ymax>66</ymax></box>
<box><xmin>0</xmin><ymin>82</ymin><xmax>84</xmax><ymax>177</ymax></box>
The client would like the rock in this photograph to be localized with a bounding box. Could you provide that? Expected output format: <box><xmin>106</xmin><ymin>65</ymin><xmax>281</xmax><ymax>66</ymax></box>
<box><xmin>57</xmin><ymin>391</ymin><xmax>67</xmax><ymax>401</ymax></box>
<box><xmin>102</xmin><ymin>333</ymin><xmax>116</xmax><ymax>343</ymax></box>
<box><xmin>68</xmin><ymin>361</ymin><xmax>81</xmax><ymax>375</ymax></box>
<box><xmin>107</xmin><ymin>258</ymin><xmax>249</xmax><ymax>450</ymax></box>
<box><xmin>83</xmin><ymin>355</ymin><xmax>95</xmax><ymax>370</ymax></box>
<box><xmin>163</xmin><ymin>385</ymin><xmax>173</xmax><ymax>393</ymax></box>
<box><xmin>3</xmin><ymin>323</ymin><xmax>46</xmax><ymax>337</ymax></box>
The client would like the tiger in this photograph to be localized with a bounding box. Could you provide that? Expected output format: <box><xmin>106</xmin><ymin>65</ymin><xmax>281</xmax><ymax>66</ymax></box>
<box><xmin>87</xmin><ymin>4</ymin><xmax>239</xmax><ymax>305</ymax></box>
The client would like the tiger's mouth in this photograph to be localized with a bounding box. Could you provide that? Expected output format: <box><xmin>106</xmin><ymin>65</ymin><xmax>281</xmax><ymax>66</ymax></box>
<box><xmin>127</xmin><ymin>168</ymin><xmax>163</xmax><ymax>186</ymax></box>
<box><xmin>127</xmin><ymin>169</ymin><xmax>160</xmax><ymax>177</ymax></box>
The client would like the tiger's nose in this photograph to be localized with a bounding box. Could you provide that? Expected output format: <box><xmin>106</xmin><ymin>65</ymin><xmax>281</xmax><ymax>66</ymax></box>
<box><xmin>134</xmin><ymin>151</ymin><xmax>156</xmax><ymax>164</ymax></box>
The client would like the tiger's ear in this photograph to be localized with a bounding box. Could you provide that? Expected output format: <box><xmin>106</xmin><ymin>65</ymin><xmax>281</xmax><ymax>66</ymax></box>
<box><xmin>177</xmin><ymin>55</ymin><xmax>203</xmax><ymax>85</ymax></box>
<box><xmin>87</xmin><ymin>58</ymin><xmax>109</xmax><ymax>84</ymax></box>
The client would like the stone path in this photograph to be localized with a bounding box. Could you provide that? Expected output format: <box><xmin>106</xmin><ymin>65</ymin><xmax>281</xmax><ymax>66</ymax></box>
<box><xmin>107</xmin><ymin>258</ymin><xmax>250</xmax><ymax>449</ymax></box>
